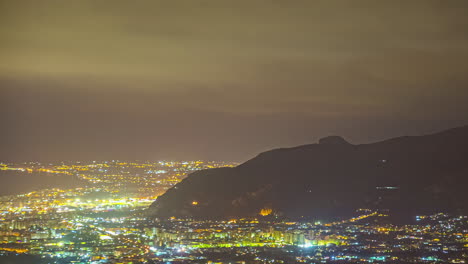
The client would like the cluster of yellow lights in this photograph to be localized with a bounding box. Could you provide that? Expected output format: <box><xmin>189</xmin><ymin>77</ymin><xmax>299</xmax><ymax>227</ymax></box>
<box><xmin>259</xmin><ymin>208</ymin><xmax>272</xmax><ymax>216</ymax></box>
<box><xmin>0</xmin><ymin>247</ymin><xmax>28</xmax><ymax>253</ymax></box>
<box><xmin>192</xmin><ymin>201</ymin><xmax>199</xmax><ymax>205</ymax></box>
<box><xmin>325</xmin><ymin>211</ymin><xmax>377</xmax><ymax>226</ymax></box>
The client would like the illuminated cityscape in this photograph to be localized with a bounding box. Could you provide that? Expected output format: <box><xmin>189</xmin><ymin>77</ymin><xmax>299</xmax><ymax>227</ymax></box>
<box><xmin>0</xmin><ymin>160</ymin><xmax>237</xmax><ymax>263</ymax></box>
<box><xmin>1</xmin><ymin>161</ymin><xmax>467</xmax><ymax>263</ymax></box>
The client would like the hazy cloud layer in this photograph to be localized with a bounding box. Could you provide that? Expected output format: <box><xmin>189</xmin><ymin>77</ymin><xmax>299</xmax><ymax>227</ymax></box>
<box><xmin>1</xmin><ymin>0</ymin><xmax>468</xmax><ymax>161</ymax></box>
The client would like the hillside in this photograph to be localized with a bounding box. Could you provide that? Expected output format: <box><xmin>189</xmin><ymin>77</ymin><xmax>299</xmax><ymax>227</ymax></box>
<box><xmin>148</xmin><ymin>125</ymin><xmax>468</xmax><ymax>221</ymax></box>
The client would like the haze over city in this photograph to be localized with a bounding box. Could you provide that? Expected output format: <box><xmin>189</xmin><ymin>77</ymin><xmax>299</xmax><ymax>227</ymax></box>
<box><xmin>2</xmin><ymin>0</ymin><xmax>468</xmax><ymax>162</ymax></box>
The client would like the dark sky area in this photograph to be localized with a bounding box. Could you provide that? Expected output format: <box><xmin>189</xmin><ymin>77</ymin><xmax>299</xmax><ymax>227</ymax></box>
<box><xmin>1</xmin><ymin>0</ymin><xmax>468</xmax><ymax>162</ymax></box>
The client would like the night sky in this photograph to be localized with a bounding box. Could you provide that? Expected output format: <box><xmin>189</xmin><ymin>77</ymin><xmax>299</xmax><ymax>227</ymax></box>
<box><xmin>1</xmin><ymin>0</ymin><xmax>468</xmax><ymax>162</ymax></box>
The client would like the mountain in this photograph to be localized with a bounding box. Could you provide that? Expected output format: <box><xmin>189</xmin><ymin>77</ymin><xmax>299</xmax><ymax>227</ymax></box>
<box><xmin>148</xmin><ymin>125</ymin><xmax>468</xmax><ymax>221</ymax></box>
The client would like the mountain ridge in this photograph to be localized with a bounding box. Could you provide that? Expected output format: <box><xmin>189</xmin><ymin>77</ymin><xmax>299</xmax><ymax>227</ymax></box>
<box><xmin>148</xmin><ymin>125</ymin><xmax>468</xmax><ymax>221</ymax></box>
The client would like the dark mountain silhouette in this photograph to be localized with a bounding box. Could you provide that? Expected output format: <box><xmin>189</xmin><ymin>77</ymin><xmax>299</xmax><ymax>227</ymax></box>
<box><xmin>148</xmin><ymin>125</ymin><xmax>468</xmax><ymax>221</ymax></box>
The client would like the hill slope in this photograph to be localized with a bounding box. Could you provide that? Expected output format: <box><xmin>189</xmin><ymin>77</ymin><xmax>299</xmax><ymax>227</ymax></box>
<box><xmin>148</xmin><ymin>125</ymin><xmax>468</xmax><ymax>220</ymax></box>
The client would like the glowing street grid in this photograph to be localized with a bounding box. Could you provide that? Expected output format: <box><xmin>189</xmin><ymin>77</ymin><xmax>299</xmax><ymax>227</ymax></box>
<box><xmin>1</xmin><ymin>161</ymin><xmax>467</xmax><ymax>263</ymax></box>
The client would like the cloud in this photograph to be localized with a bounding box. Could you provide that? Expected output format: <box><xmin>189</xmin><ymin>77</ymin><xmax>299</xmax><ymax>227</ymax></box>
<box><xmin>1</xmin><ymin>0</ymin><xmax>468</xmax><ymax>161</ymax></box>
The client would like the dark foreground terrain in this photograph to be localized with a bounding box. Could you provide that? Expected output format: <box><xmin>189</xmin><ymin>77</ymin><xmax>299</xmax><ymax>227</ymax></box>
<box><xmin>149</xmin><ymin>125</ymin><xmax>468</xmax><ymax>221</ymax></box>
